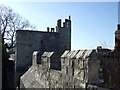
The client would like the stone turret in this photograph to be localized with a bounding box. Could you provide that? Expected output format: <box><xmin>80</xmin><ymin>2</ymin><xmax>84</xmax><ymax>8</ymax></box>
<box><xmin>56</xmin><ymin>16</ymin><xmax>71</xmax><ymax>31</ymax></box>
<box><xmin>57</xmin><ymin>19</ymin><xmax>61</xmax><ymax>28</ymax></box>
<box><xmin>115</xmin><ymin>24</ymin><xmax>120</xmax><ymax>52</ymax></box>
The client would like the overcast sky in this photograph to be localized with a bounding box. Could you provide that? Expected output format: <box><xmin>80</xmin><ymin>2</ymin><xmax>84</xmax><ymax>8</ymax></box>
<box><xmin>0</xmin><ymin>2</ymin><xmax>119</xmax><ymax>50</ymax></box>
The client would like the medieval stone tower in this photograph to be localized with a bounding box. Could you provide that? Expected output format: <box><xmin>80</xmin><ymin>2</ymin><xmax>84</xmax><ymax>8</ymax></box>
<box><xmin>15</xmin><ymin>17</ymin><xmax>71</xmax><ymax>86</ymax></box>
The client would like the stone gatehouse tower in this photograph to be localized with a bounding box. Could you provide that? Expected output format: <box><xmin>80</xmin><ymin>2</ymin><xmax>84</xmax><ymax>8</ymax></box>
<box><xmin>15</xmin><ymin>17</ymin><xmax>71</xmax><ymax>86</ymax></box>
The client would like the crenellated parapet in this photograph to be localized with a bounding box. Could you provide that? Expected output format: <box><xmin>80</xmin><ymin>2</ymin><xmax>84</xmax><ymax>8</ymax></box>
<box><xmin>46</xmin><ymin>16</ymin><xmax>71</xmax><ymax>33</ymax></box>
<box><xmin>56</xmin><ymin>18</ymin><xmax>71</xmax><ymax>30</ymax></box>
<box><xmin>20</xmin><ymin>49</ymin><xmax>101</xmax><ymax>89</ymax></box>
<box><xmin>15</xmin><ymin>17</ymin><xmax>71</xmax><ymax>87</ymax></box>
<box><xmin>47</xmin><ymin>27</ymin><xmax>55</xmax><ymax>32</ymax></box>
<box><xmin>61</xmin><ymin>50</ymin><xmax>100</xmax><ymax>88</ymax></box>
<box><xmin>16</xmin><ymin>18</ymin><xmax>120</xmax><ymax>89</ymax></box>
<box><xmin>32</xmin><ymin>51</ymin><xmax>55</xmax><ymax>70</ymax></box>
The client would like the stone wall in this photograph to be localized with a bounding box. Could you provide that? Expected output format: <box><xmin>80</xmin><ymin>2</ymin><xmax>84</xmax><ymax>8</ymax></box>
<box><xmin>100</xmin><ymin>51</ymin><xmax>120</xmax><ymax>89</ymax></box>
<box><xmin>98</xmin><ymin>24</ymin><xmax>120</xmax><ymax>89</ymax></box>
<box><xmin>15</xmin><ymin>18</ymin><xmax>71</xmax><ymax>87</ymax></box>
<box><xmin>20</xmin><ymin>49</ymin><xmax>101</xmax><ymax>89</ymax></box>
<box><xmin>16</xmin><ymin>31</ymin><xmax>59</xmax><ymax>70</ymax></box>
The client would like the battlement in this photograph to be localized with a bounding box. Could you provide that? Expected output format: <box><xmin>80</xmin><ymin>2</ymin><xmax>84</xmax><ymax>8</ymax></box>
<box><xmin>20</xmin><ymin>49</ymin><xmax>101</xmax><ymax>88</ymax></box>
<box><xmin>16</xmin><ymin>18</ymin><xmax>120</xmax><ymax>89</ymax></box>
<box><xmin>47</xmin><ymin>27</ymin><xmax>55</xmax><ymax>32</ymax></box>
<box><xmin>47</xmin><ymin>16</ymin><xmax>71</xmax><ymax>32</ymax></box>
<box><xmin>46</xmin><ymin>16</ymin><xmax>71</xmax><ymax>33</ymax></box>
<box><xmin>56</xmin><ymin>18</ymin><xmax>71</xmax><ymax>29</ymax></box>
<box><xmin>15</xmin><ymin>17</ymin><xmax>71</xmax><ymax>87</ymax></box>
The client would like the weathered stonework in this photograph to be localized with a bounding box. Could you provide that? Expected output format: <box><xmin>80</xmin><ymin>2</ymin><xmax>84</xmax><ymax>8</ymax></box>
<box><xmin>20</xmin><ymin>49</ymin><xmax>101</xmax><ymax>89</ymax></box>
<box><xmin>15</xmin><ymin>17</ymin><xmax>71</xmax><ymax>86</ymax></box>
<box><xmin>100</xmin><ymin>51</ymin><xmax>120</xmax><ymax>89</ymax></box>
<box><xmin>15</xmin><ymin>15</ymin><xmax>120</xmax><ymax>89</ymax></box>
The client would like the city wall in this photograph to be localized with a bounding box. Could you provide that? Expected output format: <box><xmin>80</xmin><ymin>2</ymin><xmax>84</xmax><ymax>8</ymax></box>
<box><xmin>15</xmin><ymin>18</ymin><xmax>71</xmax><ymax>87</ymax></box>
<box><xmin>20</xmin><ymin>49</ymin><xmax>101</xmax><ymax>89</ymax></box>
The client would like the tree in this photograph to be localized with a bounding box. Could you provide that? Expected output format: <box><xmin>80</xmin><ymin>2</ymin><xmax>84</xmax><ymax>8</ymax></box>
<box><xmin>99</xmin><ymin>40</ymin><xmax>111</xmax><ymax>49</ymax></box>
<box><xmin>0</xmin><ymin>5</ymin><xmax>35</xmax><ymax>49</ymax></box>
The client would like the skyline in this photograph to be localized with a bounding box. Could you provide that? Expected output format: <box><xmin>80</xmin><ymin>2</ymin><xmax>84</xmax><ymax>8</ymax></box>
<box><xmin>0</xmin><ymin>2</ymin><xmax>118</xmax><ymax>50</ymax></box>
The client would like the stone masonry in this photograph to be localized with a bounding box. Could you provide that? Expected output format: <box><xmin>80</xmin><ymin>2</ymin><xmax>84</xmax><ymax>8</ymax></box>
<box><xmin>99</xmin><ymin>24</ymin><xmax>120</xmax><ymax>89</ymax></box>
<box><xmin>16</xmin><ymin>16</ymin><xmax>120</xmax><ymax>89</ymax></box>
<box><xmin>20</xmin><ymin>49</ymin><xmax>101</xmax><ymax>89</ymax></box>
<box><xmin>15</xmin><ymin>17</ymin><xmax>71</xmax><ymax>87</ymax></box>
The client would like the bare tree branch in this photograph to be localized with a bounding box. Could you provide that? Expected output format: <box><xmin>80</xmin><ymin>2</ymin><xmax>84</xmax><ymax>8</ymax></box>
<box><xmin>0</xmin><ymin>5</ymin><xmax>36</xmax><ymax>49</ymax></box>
